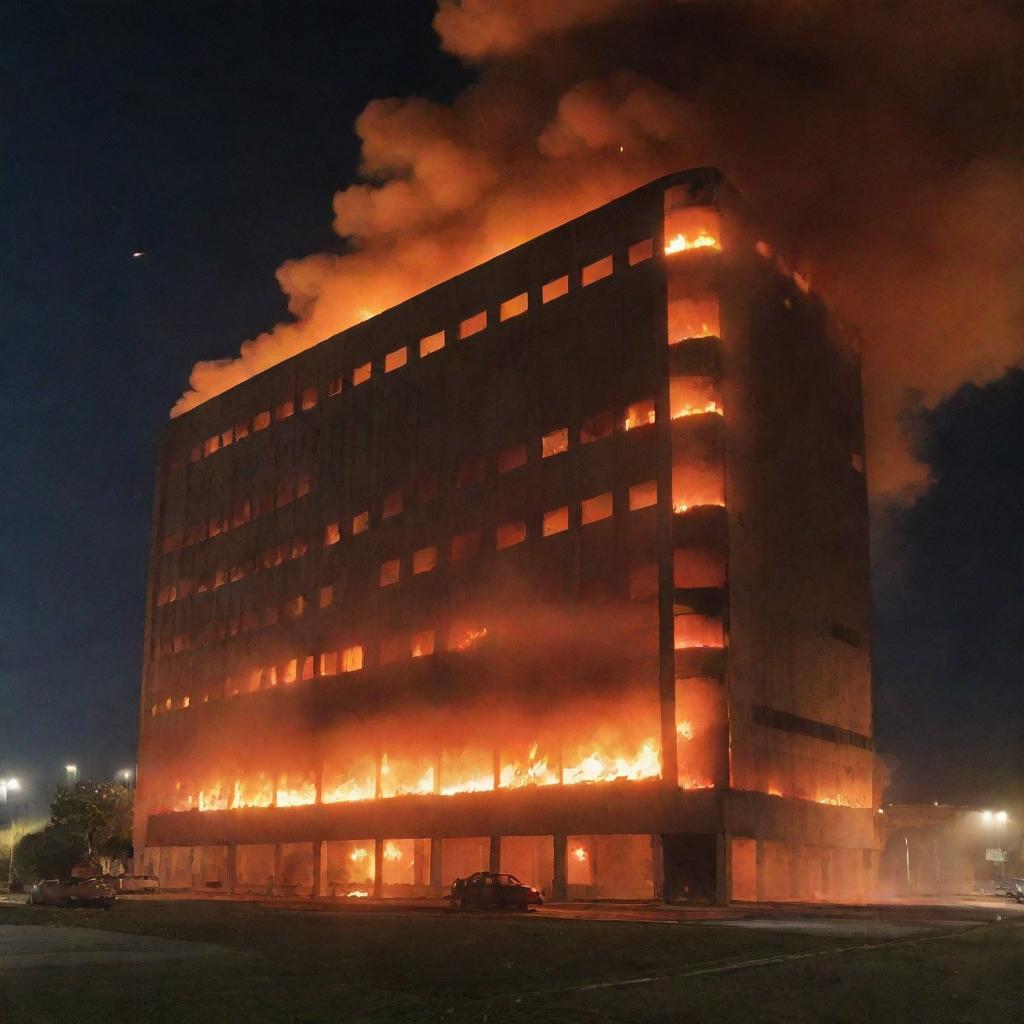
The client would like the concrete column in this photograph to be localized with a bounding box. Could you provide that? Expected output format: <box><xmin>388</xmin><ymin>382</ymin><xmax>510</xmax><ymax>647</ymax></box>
<box><xmin>789</xmin><ymin>843</ymin><xmax>803</xmax><ymax>900</ymax></box>
<box><xmin>373</xmin><ymin>838</ymin><xmax>383</xmax><ymax>899</ymax></box>
<box><xmin>755</xmin><ymin>838</ymin><xmax>766</xmax><ymax>903</ymax></box>
<box><xmin>552</xmin><ymin>834</ymin><xmax>568</xmax><ymax>901</ymax></box>
<box><xmin>226</xmin><ymin>845</ymin><xmax>237</xmax><ymax>895</ymax></box>
<box><xmin>489</xmin><ymin>836</ymin><xmax>501</xmax><ymax>874</ymax></box>
<box><xmin>652</xmin><ymin>834</ymin><xmax>666</xmax><ymax>902</ymax></box>
<box><xmin>430</xmin><ymin>837</ymin><xmax>443</xmax><ymax>895</ymax></box>
<box><xmin>312</xmin><ymin>839</ymin><xmax>322</xmax><ymax>898</ymax></box>
<box><xmin>715</xmin><ymin>831</ymin><xmax>731</xmax><ymax>905</ymax></box>
<box><xmin>273</xmin><ymin>843</ymin><xmax>282</xmax><ymax>897</ymax></box>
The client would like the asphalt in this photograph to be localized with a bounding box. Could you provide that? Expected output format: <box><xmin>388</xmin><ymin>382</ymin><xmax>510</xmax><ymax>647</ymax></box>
<box><xmin>0</xmin><ymin>924</ymin><xmax>237</xmax><ymax>972</ymax></box>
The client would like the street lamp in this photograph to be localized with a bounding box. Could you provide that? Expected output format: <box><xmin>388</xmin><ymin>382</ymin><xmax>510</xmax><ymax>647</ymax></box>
<box><xmin>65</xmin><ymin>764</ymin><xmax>78</xmax><ymax>787</ymax></box>
<box><xmin>3</xmin><ymin>779</ymin><xmax>22</xmax><ymax>889</ymax></box>
<box><xmin>1</xmin><ymin>778</ymin><xmax>20</xmax><ymax>804</ymax></box>
<box><xmin>119</xmin><ymin>769</ymin><xmax>133</xmax><ymax>786</ymax></box>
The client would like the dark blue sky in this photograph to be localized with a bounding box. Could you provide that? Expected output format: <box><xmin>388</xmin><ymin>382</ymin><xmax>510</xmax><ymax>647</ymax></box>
<box><xmin>1</xmin><ymin>2</ymin><xmax>1019</xmax><ymax>817</ymax></box>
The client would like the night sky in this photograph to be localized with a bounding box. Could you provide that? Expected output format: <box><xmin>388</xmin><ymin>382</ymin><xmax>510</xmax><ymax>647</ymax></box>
<box><xmin>2</xmin><ymin>3</ymin><xmax>1020</xmax><ymax>819</ymax></box>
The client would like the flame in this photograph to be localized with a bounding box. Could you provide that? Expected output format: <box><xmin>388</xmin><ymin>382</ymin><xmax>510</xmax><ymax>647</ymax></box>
<box><xmin>276</xmin><ymin>778</ymin><xmax>317</xmax><ymax>807</ymax></box>
<box><xmin>679</xmin><ymin>775</ymin><xmax>715</xmax><ymax>790</ymax></box>
<box><xmin>347</xmin><ymin>890</ymin><xmax>370</xmax><ymax>898</ymax></box>
<box><xmin>672</xmin><ymin>400</ymin><xmax>722</xmax><ymax>419</ymax></box>
<box><xmin>349</xmin><ymin>847</ymin><xmax>369</xmax><ymax>862</ymax></box>
<box><xmin>676</xmin><ymin>720</ymin><xmax>694</xmax><ymax>740</ymax></box>
<box><xmin>439</xmin><ymin>773</ymin><xmax>494</xmax><ymax>796</ymax></box>
<box><xmin>573</xmin><ymin>846</ymin><xmax>588</xmax><ymax>862</ymax></box>
<box><xmin>380</xmin><ymin>754</ymin><xmax>435</xmax><ymax>797</ymax></box>
<box><xmin>672</xmin><ymin>500</ymin><xmax>726</xmax><ymax>514</ymax></box>
<box><xmin>232</xmin><ymin>775</ymin><xmax>274</xmax><ymax>809</ymax></box>
<box><xmin>665</xmin><ymin>231</ymin><xmax>721</xmax><ymax>254</ymax></box>
<box><xmin>383</xmin><ymin>841</ymin><xmax>403</xmax><ymax>862</ymax></box>
<box><xmin>623</xmin><ymin>408</ymin><xmax>656</xmax><ymax>430</ymax></box>
<box><xmin>322</xmin><ymin>778</ymin><xmax>375</xmax><ymax>804</ymax></box>
<box><xmin>500</xmin><ymin>743</ymin><xmax>559</xmax><ymax>789</ymax></box>
<box><xmin>452</xmin><ymin>626</ymin><xmax>488</xmax><ymax>650</ymax></box>
<box><xmin>562</xmin><ymin>739</ymin><xmax>661</xmax><ymax>785</ymax></box>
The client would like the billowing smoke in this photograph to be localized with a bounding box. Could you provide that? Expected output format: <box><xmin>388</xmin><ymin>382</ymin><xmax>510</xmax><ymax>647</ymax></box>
<box><xmin>171</xmin><ymin>0</ymin><xmax>1022</xmax><ymax>495</ymax></box>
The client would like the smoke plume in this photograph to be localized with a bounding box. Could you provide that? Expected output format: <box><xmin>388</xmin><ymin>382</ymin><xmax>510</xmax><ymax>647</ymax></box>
<box><xmin>172</xmin><ymin>0</ymin><xmax>1023</xmax><ymax>495</ymax></box>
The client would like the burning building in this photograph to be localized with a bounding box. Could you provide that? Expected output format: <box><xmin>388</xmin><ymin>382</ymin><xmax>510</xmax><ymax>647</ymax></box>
<box><xmin>135</xmin><ymin>168</ymin><xmax>874</xmax><ymax>902</ymax></box>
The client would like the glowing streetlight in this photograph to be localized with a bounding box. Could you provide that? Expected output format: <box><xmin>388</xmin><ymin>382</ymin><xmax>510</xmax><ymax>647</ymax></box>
<box><xmin>119</xmin><ymin>769</ymin><xmax>133</xmax><ymax>785</ymax></box>
<box><xmin>982</xmin><ymin>810</ymin><xmax>993</xmax><ymax>823</ymax></box>
<box><xmin>995</xmin><ymin>810</ymin><xmax>1008</xmax><ymax>824</ymax></box>
<box><xmin>65</xmin><ymin>764</ymin><xmax>78</xmax><ymax>786</ymax></box>
<box><xmin>1</xmin><ymin>778</ymin><xmax>20</xmax><ymax>803</ymax></box>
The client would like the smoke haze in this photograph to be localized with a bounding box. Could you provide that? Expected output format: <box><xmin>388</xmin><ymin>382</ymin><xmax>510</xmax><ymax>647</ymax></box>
<box><xmin>171</xmin><ymin>0</ymin><xmax>1022</xmax><ymax>496</ymax></box>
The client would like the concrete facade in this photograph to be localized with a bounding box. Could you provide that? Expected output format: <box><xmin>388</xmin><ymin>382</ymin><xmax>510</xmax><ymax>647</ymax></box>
<box><xmin>135</xmin><ymin>168</ymin><xmax>874</xmax><ymax>902</ymax></box>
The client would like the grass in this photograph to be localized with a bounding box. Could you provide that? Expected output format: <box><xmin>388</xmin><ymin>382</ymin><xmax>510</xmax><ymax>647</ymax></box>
<box><xmin>0</xmin><ymin>900</ymin><xmax>1021</xmax><ymax>1023</ymax></box>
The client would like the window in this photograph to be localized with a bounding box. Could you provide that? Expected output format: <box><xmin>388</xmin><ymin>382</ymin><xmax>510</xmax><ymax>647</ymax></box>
<box><xmin>297</xmin><ymin>473</ymin><xmax>311</xmax><ymax>497</ymax></box>
<box><xmin>623</xmin><ymin>399</ymin><xmax>656</xmax><ymax>430</ymax></box>
<box><xmin>459</xmin><ymin>311</ymin><xmax>487</xmax><ymax>339</ymax></box>
<box><xmin>319</xmin><ymin>585</ymin><xmax>334</xmax><ymax>609</ymax></box>
<box><xmin>319</xmin><ymin>651</ymin><xmax>338</xmax><ymax>676</ymax></box>
<box><xmin>277</xmin><ymin>481</ymin><xmax>294</xmax><ymax>508</ymax></box>
<box><xmin>341</xmin><ymin>645</ymin><xmax>364</xmax><ymax>673</ymax></box>
<box><xmin>379</xmin><ymin>635</ymin><xmax>403</xmax><ymax>665</ymax></box>
<box><xmin>581</xmin><ymin>411</ymin><xmax>615</xmax><ymax>444</ymax></box>
<box><xmin>497</xmin><ymin>519</ymin><xmax>527</xmax><ymax>549</ymax></box>
<box><xmin>670</xmin><ymin>376</ymin><xmax>721</xmax><ymax>419</ymax></box>
<box><xmin>382</xmin><ymin>490</ymin><xmax>403</xmax><ymax>518</ymax></box>
<box><xmin>204</xmin><ymin>435</ymin><xmax>220</xmax><ymax>456</ymax></box>
<box><xmin>851</xmin><ymin>452</ymin><xmax>865</xmax><ymax>474</ymax></box>
<box><xmin>276</xmin><ymin>399</ymin><xmax>295</xmax><ymax>421</ymax></box>
<box><xmin>283</xmin><ymin>658</ymin><xmax>298</xmax><ymax>684</ymax></box>
<box><xmin>324</xmin><ymin>521</ymin><xmax>341</xmax><ymax>546</ymax></box>
<box><xmin>420</xmin><ymin>331</ymin><xmax>445</xmax><ymax>357</ymax></box>
<box><xmin>286</xmin><ymin>595</ymin><xmax>305</xmax><ymax>618</ymax></box>
<box><xmin>667</xmin><ymin>294</ymin><xmax>720</xmax><ymax>344</ymax></box>
<box><xmin>456</xmin><ymin>455</ymin><xmax>486</xmax><ymax>488</ymax></box>
<box><xmin>628</xmin><ymin>238</ymin><xmax>654</xmax><ymax>265</ymax></box>
<box><xmin>253</xmin><ymin>410</ymin><xmax>271</xmax><ymax>431</ymax></box>
<box><xmin>411</xmin><ymin>630</ymin><xmax>435</xmax><ymax>658</ymax></box>
<box><xmin>663</xmin><ymin>201</ymin><xmax>721</xmax><ymax>256</ymax></box>
<box><xmin>302</xmin><ymin>655</ymin><xmax>315</xmax><ymax>681</ymax></box>
<box><xmin>500</xmin><ymin>292</ymin><xmax>528</xmax><ymax>321</ymax></box>
<box><xmin>629</xmin><ymin>563</ymin><xmax>659</xmax><ymax>600</ymax></box>
<box><xmin>328</xmin><ymin>376</ymin><xmax>343</xmax><ymax>397</ymax></box>
<box><xmin>581</xmin><ymin>255</ymin><xmax>613</xmax><ymax>286</ymax></box>
<box><xmin>353</xmin><ymin>362</ymin><xmax>371</xmax><ymax>386</ymax></box>
<box><xmin>417</xmin><ymin>477</ymin><xmax>438</xmax><ymax>503</ymax></box>
<box><xmin>496</xmin><ymin>443</ymin><xmax>527</xmax><ymax>474</ymax></box>
<box><xmin>385</xmin><ymin>347</ymin><xmax>407</xmax><ymax>372</ymax></box>
<box><xmin>542</xmin><ymin>275</ymin><xmax>569</xmax><ymax>303</ymax></box>
<box><xmin>629</xmin><ymin>480</ymin><xmax>658</xmax><ymax>511</ymax></box>
<box><xmin>379</xmin><ymin>558</ymin><xmax>400</xmax><ymax>587</ymax></box>
<box><xmin>189</xmin><ymin>445</ymin><xmax>202</xmax><ymax>463</ymax></box>
<box><xmin>542</xmin><ymin>427</ymin><xmax>569</xmax><ymax>458</ymax></box>
<box><xmin>235</xmin><ymin>419</ymin><xmax>250</xmax><ymax>440</ymax></box>
<box><xmin>301</xmin><ymin>386</ymin><xmax>318</xmax><ymax>410</ymax></box>
<box><xmin>451</xmin><ymin>529</ymin><xmax>481</xmax><ymax>561</ymax></box>
<box><xmin>352</xmin><ymin>511</ymin><xmax>369</xmax><ymax>535</ymax></box>
<box><xmin>413</xmin><ymin>545</ymin><xmax>437</xmax><ymax>574</ymax></box>
<box><xmin>582</xmin><ymin>492</ymin><xmax>613</xmax><ymax>525</ymax></box>
<box><xmin>543</xmin><ymin>506</ymin><xmax>569</xmax><ymax>536</ymax></box>
<box><xmin>221</xmin><ymin>428</ymin><xmax>234</xmax><ymax>448</ymax></box>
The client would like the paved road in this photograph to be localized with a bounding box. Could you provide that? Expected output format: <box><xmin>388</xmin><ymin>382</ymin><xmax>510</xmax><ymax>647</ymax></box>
<box><xmin>0</xmin><ymin>925</ymin><xmax>236</xmax><ymax>972</ymax></box>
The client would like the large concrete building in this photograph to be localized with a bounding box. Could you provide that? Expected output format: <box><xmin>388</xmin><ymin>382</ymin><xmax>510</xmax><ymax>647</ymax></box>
<box><xmin>135</xmin><ymin>168</ymin><xmax>875</xmax><ymax>902</ymax></box>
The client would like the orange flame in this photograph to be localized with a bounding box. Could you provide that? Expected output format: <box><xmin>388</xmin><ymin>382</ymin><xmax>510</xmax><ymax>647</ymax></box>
<box><xmin>665</xmin><ymin>230</ymin><xmax>720</xmax><ymax>255</ymax></box>
<box><xmin>562</xmin><ymin>739</ymin><xmax>660</xmax><ymax>785</ymax></box>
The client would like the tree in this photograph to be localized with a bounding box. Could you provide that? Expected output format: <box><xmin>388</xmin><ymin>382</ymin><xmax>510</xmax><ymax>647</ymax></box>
<box><xmin>13</xmin><ymin>827</ymin><xmax>81</xmax><ymax>882</ymax></box>
<box><xmin>49</xmin><ymin>781</ymin><xmax>133</xmax><ymax>863</ymax></box>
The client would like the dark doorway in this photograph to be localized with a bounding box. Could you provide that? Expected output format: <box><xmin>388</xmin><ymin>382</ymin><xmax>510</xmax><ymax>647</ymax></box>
<box><xmin>662</xmin><ymin>833</ymin><xmax>717</xmax><ymax>902</ymax></box>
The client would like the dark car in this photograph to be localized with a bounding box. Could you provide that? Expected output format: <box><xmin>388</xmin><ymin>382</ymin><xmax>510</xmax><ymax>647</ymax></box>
<box><xmin>29</xmin><ymin>878</ymin><xmax>116</xmax><ymax>909</ymax></box>
<box><xmin>447</xmin><ymin>872</ymin><xmax>543</xmax><ymax>911</ymax></box>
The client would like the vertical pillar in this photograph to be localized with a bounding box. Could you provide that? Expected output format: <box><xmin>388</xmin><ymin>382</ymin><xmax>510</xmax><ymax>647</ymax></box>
<box><xmin>273</xmin><ymin>843</ymin><xmax>282</xmax><ymax>897</ymax></box>
<box><xmin>552</xmin><ymin>834</ymin><xmax>568</xmax><ymax>901</ymax></box>
<box><xmin>652</xmin><ymin>834</ymin><xmax>666</xmax><ymax>902</ymax></box>
<box><xmin>312</xmin><ymin>839</ymin><xmax>323</xmax><ymax>898</ymax></box>
<box><xmin>430</xmin><ymin>837</ymin><xmax>443</xmax><ymax>895</ymax></box>
<box><xmin>715</xmin><ymin>831</ymin><xmax>731</xmax><ymax>905</ymax></box>
<box><xmin>789</xmin><ymin>843</ymin><xmax>803</xmax><ymax>901</ymax></box>
<box><xmin>489</xmin><ymin>836</ymin><xmax>501</xmax><ymax>874</ymax></box>
<box><xmin>755</xmin><ymin>838</ymin><xmax>766</xmax><ymax>903</ymax></box>
<box><xmin>372</xmin><ymin>838</ymin><xmax>383</xmax><ymax>899</ymax></box>
<box><xmin>226</xmin><ymin>844</ymin><xmax>237</xmax><ymax>895</ymax></box>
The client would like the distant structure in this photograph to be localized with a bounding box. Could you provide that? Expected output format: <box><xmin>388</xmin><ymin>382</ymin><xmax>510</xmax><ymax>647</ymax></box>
<box><xmin>135</xmin><ymin>168</ymin><xmax>874</xmax><ymax>901</ymax></box>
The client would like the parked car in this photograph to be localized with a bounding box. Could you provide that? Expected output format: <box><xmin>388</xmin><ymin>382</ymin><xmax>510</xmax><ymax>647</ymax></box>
<box><xmin>447</xmin><ymin>872</ymin><xmax>543</xmax><ymax>911</ymax></box>
<box><xmin>29</xmin><ymin>878</ymin><xmax>117</xmax><ymax>909</ymax></box>
<box><xmin>99</xmin><ymin>874</ymin><xmax>160</xmax><ymax>894</ymax></box>
<box><xmin>1006</xmin><ymin>878</ymin><xmax>1024</xmax><ymax>904</ymax></box>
